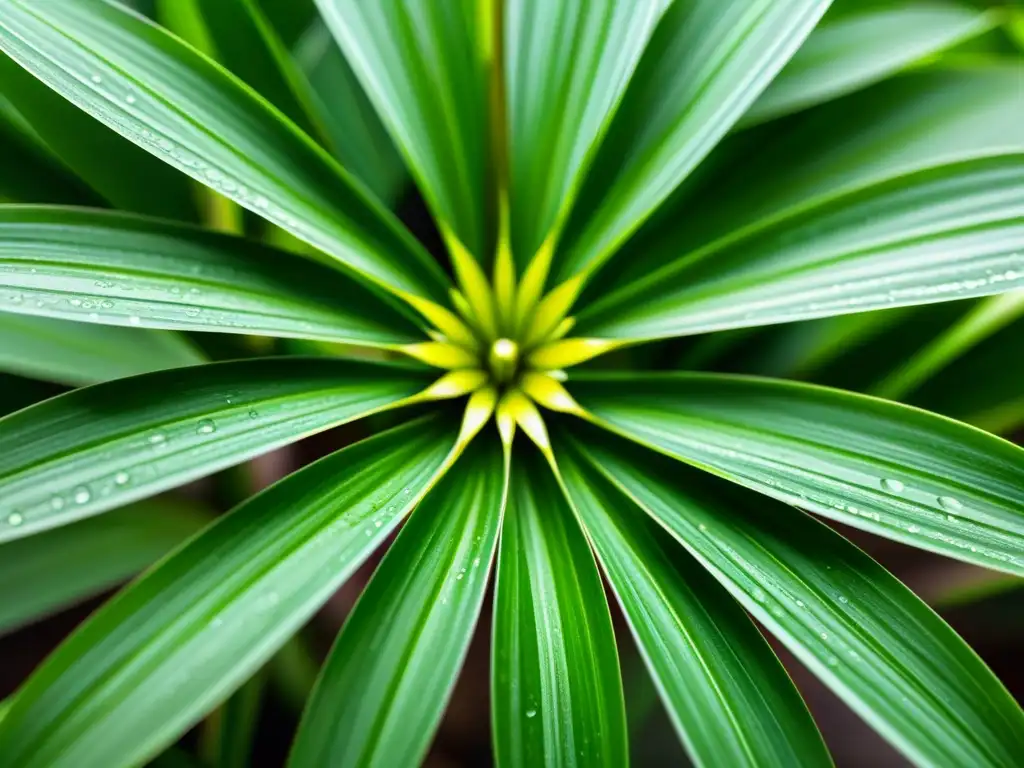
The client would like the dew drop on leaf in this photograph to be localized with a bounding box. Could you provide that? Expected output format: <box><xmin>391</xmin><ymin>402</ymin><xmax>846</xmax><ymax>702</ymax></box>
<box><xmin>7</xmin><ymin>512</ymin><xmax>23</xmax><ymax>526</ymax></box>
<box><xmin>196</xmin><ymin>419</ymin><xmax>216</xmax><ymax>435</ymax></box>
<box><xmin>148</xmin><ymin>432</ymin><xmax>166</xmax><ymax>445</ymax></box>
<box><xmin>73</xmin><ymin>487</ymin><xmax>91</xmax><ymax>505</ymax></box>
<box><xmin>938</xmin><ymin>496</ymin><xmax>962</xmax><ymax>512</ymax></box>
<box><xmin>114</xmin><ymin>472</ymin><xmax>130</xmax><ymax>486</ymax></box>
<box><xmin>50</xmin><ymin>496</ymin><xmax>65</xmax><ymax>511</ymax></box>
<box><xmin>525</xmin><ymin>709</ymin><xmax>537</xmax><ymax>719</ymax></box>
<box><xmin>880</xmin><ymin>478</ymin><xmax>904</xmax><ymax>493</ymax></box>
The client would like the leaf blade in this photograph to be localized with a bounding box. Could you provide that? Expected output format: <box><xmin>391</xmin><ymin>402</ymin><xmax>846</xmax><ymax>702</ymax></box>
<box><xmin>573</xmin><ymin>425</ymin><xmax>1024</xmax><ymax>767</ymax></box>
<box><xmin>0</xmin><ymin>357</ymin><xmax>429</xmax><ymax>542</ymax></box>
<box><xmin>570</xmin><ymin>373</ymin><xmax>1024</xmax><ymax>576</ymax></box>
<box><xmin>492</xmin><ymin>447</ymin><xmax>627</xmax><ymax>767</ymax></box>
<box><xmin>290</xmin><ymin>438</ymin><xmax>507</xmax><ymax>767</ymax></box>
<box><xmin>0</xmin><ymin>416</ymin><xmax>457</xmax><ymax>768</ymax></box>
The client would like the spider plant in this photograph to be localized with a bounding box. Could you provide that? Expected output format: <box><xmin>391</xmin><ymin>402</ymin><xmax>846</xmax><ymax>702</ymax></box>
<box><xmin>0</xmin><ymin>1</ymin><xmax>1023</xmax><ymax>766</ymax></box>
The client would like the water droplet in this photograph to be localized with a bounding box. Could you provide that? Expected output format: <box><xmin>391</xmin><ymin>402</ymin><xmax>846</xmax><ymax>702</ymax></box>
<box><xmin>69</xmin><ymin>298</ymin><xmax>82</xmax><ymax>307</ymax></box>
<box><xmin>148</xmin><ymin>432</ymin><xmax>166</xmax><ymax>445</ymax></box>
<box><xmin>827</xmin><ymin>656</ymin><xmax>839</xmax><ymax>667</ymax></box>
<box><xmin>837</xmin><ymin>595</ymin><xmax>848</xmax><ymax>604</ymax></box>
<box><xmin>248</xmin><ymin>410</ymin><xmax>259</xmax><ymax>419</ymax></box>
<box><xmin>473</xmin><ymin>557</ymin><xmax>481</xmax><ymax>567</ymax></box>
<box><xmin>196</xmin><ymin>419</ymin><xmax>216</xmax><ymax>435</ymax></box>
<box><xmin>101</xmin><ymin>300</ymin><xmax>115</xmax><ymax>309</ymax></box>
<box><xmin>456</xmin><ymin>573</ymin><xmax>464</xmax><ymax>580</ymax></box>
<box><xmin>796</xmin><ymin>600</ymin><xmax>805</xmax><ymax>608</ymax></box>
<box><xmin>881</xmin><ymin>478</ymin><xmax>904</xmax><ymax>493</ymax></box>
<box><xmin>374</xmin><ymin>520</ymin><xmax>382</xmax><ymax>528</ymax></box>
<box><xmin>90</xmin><ymin>74</ymin><xmax>102</xmax><ymax>84</ymax></box>
<box><xmin>404</xmin><ymin>487</ymin><xmax>411</xmax><ymax>495</ymax></box>
<box><xmin>820</xmin><ymin>632</ymin><xmax>829</xmax><ymax>640</ymax></box>
<box><xmin>907</xmin><ymin>525</ymin><xmax>920</xmax><ymax>534</ymax></box>
<box><xmin>698</xmin><ymin>523</ymin><xmax>707</xmax><ymax>532</ymax></box>
<box><xmin>114</xmin><ymin>472</ymin><xmax>130</xmax><ymax>486</ymax></box>
<box><xmin>128</xmin><ymin>315</ymin><xmax>141</xmax><ymax>326</ymax></box>
<box><xmin>7</xmin><ymin>512</ymin><xmax>23</xmax><ymax>526</ymax></box>
<box><xmin>938</xmin><ymin>496</ymin><xmax>962</xmax><ymax>512</ymax></box>
<box><xmin>125</xmin><ymin>94</ymin><xmax>136</xmax><ymax>105</ymax></box>
<box><xmin>525</xmin><ymin>709</ymin><xmax>537</xmax><ymax>719</ymax></box>
<box><xmin>73</xmin><ymin>487</ymin><xmax>91</xmax><ymax>504</ymax></box>
<box><xmin>50</xmin><ymin>496</ymin><xmax>65</xmax><ymax>510</ymax></box>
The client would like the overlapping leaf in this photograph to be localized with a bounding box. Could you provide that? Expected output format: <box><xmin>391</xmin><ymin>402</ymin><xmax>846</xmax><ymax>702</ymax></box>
<box><xmin>743</xmin><ymin>1</ymin><xmax>996</xmax><ymax>126</ymax></box>
<box><xmin>570</xmin><ymin>373</ymin><xmax>1024</xmax><ymax>575</ymax></box>
<box><xmin>0</xmin><ymin>497</ymin><xmax>208</xmax><ymax>635</ymax></box>
<box><xmin>578</xmin><ymin>67</ymin><xmax>1024</xmax><ymax>339</ymax></box>
<box><xmin>492</xmin><ymin>448</ymin><xmax>627</xmax><ymax>766</ymax></box>
<box><xmin>0</xmin><ymin>417</ymin><xmax>456</xmax><ymax>768</ymax></box>
<box><xmin>0</xmin><ymin>206</ymin><xmax>422</xmax><ymax>344</ymax></box>
<box><xmin>0</xmin><ymin>311</ymin><xmax>204</xmax><ymax>386</ymax></box>
<box><xmin>0</xmin><ymin>0</ymin><xmax>449</xmax><ymax>301</ymax></box>
<box><xmin>291</xmin><ymin>440</ymin><xmax>506</xmax><ymax>767</ymax></box>
<box><xmin>554</xmin><ymin>0</ymin><xmax>831</xmax><ymax>281</ymax></box>
<box><xmin>557</xmin><ymin>439</ymin><xmax>829</xmax><ymax>767</ymax></box>
<box><xmin>314</xmin><ymin>0</ymin><xmax>488</xmax><ymax>259</ymax></box>
<box><xmin>567</xmin><ymin>427</ymin><xmax>1024</xmax><ymax>767</ymax></box>
<box><xmin>0</xmin><ymin>358</ymin><xmax>429</xmax><ymax>541</ymax></box>
<box><xmin>504</xmin><ymin>0</ymin><xmax>664</xmax><ymax>264</ymax></box>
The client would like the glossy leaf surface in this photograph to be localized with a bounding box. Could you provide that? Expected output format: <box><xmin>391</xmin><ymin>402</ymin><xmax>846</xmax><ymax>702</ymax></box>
<box><xmin>0</xmin><ymin>206</ymin><xmax>423</xmax><ymax>345</ymax></box>
<box><xmin>0</xmin><ymin>358</ymin><xmax>429</xmax><ymax>541</ymax></box>
<box><xmin>0</xmin><ymin>497</ymin><xmax>208</xmax><ymax>635</ymax></box>
<box><xmin>290</xmin><ymin>439</ymin><xmax>506</xmax><ymax>767</ymax></box>
<box><xmin>571</xmin><ymin>373</ymin><xmax>1024</xmax><ymax>576</ymax></box>
<box><xmin>0</xmin><ymin>0</ymin><xmax>449</xmax><ymax>301</ymax></box>
<box><xmin>492</xmin><ymin>448</ymin><xmax>627</xmax><ymax>767</ymax></box>
<box><xmin>315</xmin><ymin>0</ymin><xmax>488</xmax><ymax>259</ymax></box>
<box><xmin>570</xmin><ymin>427</ymin><xmax>1024</xmax><ymax>767</ymax></box>
<box><xmin>555</xmin><ymin>0</ymin><xmax>831</xmax><ymax>280</ymax></box>
<box><xmin>0</xmin><ymin>417</ymin><xmax>456</xmax><ymax>768</ymax></box>
<box><xmin>557</xmin><ymin>439</ymin><xmax>830</xmax><ymax>767</ymax></box>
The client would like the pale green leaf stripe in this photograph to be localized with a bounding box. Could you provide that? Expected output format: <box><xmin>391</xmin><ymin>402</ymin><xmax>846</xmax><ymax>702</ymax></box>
<box><xmin>577</xmin><ymin>155</ymin><xmax>1024</xmax><ymax>339</ymax></box>
<box><xmin>556</xmin><ymin>440</ymin><xmax>830</xmax><ymax>768</ymax></box>
<box><xmin>571</xmin><ymin>428</ymin><xmax>1024</xmax><ymax>768</ymax></box>
<box><xmin>0</xmin><ymin>357</ymin><xmax>430</xmax><ymax>543</ymax></box>
<box><xmin>0</xmin><ymin>0</ymin><xmax>450</xmax><ymax>302</ymax></box>
<box><xmin>556</xmin><ymin>0</ymin><xmax>831</xmax><ymax>280</ymax></box>
<box><xmin>294</xmin><ymin>21</ymin><xmax>407</xmax><ymax>207</ymax></box>
<box><xmin>0</xmin><ymin>416</ymin><xmax>457</xmax><ymax>768</ymax></box>
<box><xmin>315</xmin><ymin>0</ymin><xmax>488</xmax><ymax>258</ymax></box>
<box><xmin>0</xmin><ymin>47</ymin><xmax>197</xmax><ymax>221</ymax></box>
<box><xmin>570</xmin><ymin>374</ymin><xmax>1024</xmax><ymax>576</ymax></box>
<box><xmin>290</xmin><ymin>439</ymin><xmax>507</xmax><ymax>767</ymax></box>
<box><xmin>0</xmin><ymin>311</ymin><xmax>204</xmax><ymax>386</ymax></box>
<box><xmin>743</xmin><ymin>1</ymin><xmax>997</xmax><ymax>127</ymax></box>
<box><xmin>0</xmin><ymin>497</ymin><xmax>208</xmax><ymax>635</ymax></box>
<box><xmin>492</xmin><ymin>448</ymin><xmax>627</xmax><ymax>767</ymax></box>
<box><xmin>0</xmin><ymin>206</ymin><xmax>423</xmax><ymax>345</ymax></box>
<box><xmin>504</xmin><ymin>0</ymin><xmax>663</xmax><ymax>264</ymax></box>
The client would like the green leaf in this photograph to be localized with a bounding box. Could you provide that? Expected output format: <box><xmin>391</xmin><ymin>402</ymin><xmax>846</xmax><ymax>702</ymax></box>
<box><xmin>0</xmin><ymin>497</ymin><xmax>208</xmax><ymax>635</ymax></box>
<box><xmin>743</xmin><ymin>1</ymin><xmax>997</xmax><ymax>126</ymax></box>
<box><xmin>492</xmin><ymin>447</ymin><xmax>627</xmax><ymax>767</ymax></box>
<box><xmin>571</xmin><ymin>425</ymin><xmax>1024</xmax><ymax>767</ymax></box>
<box><xmin>290</xmin><ymin>438</ymin><xmax>506</xmax><ymax>767</ymax></box>
<box><xmin>294</xmin><ymin>20</ymin><xmax>407</xmax><ymax>207</ymax></box>
<box><xmin>0</xmin><ymin>357</ymin><xmax>429</xmax><ymax>542</ymax></box>
<box><xmin>0</xmin><ymin>416</ymin><xmax>457</xmax><ymax>768</ymax></box>
<box><xmin>0</xmin><ymin>47</ymin><xmax>197</xmax><ymax>221</ymax></box>
<box><xmin>555</xmin><ymin>0</ymin><xmax>831</xmax><ymax>281</ymax></box>
<box><xmin>0</xmin><ymin>99</ymin><xmax>104</xmax><ymax>206</ymax></box>
<box><xmin>0</xmin><ymin>312</ymin><xmax>204</xmax><ymax>386</ymax></box>
<box><xmin>255</xmin><ymin>0</ymin><xmax>315</xmax><ymax>48</ymax></box>
<box><xmin>200</xmin><ymin>674</ymin><xmax>265</xmax><ymax>768</ymax></box>
<box><xmin>555</xmin><ymin>438</ymin><xmax>830</xmax><ymax>768</ymax></box>
<box><xmin>504</xmin><ymin>0</ymin><xmax>664</xmax><ymax>264</ymax></box>
<box><xmin>570</xmin><ymin>373</ymin><xmax>1024</xmax><ymax>576</ymax></box>
<box><xmin>579</xmin><ymin>67</ymin><xmax>1024</xmax><ymax>340</ymax></box>
<box><xmin>169</xmin><ymin>0</ymin><xmax>328</xmax><ymax>144</ymax></box>
<box><xmin>873</xmin><ymin>290</ymin><xmax>1024</xmax><ymax>399</ymax></box>
<box><xmin>314</xmin><ymin>0</ymin><xmax>488</xmax><ymax>258</ymax></box>
<box><xmin>0</xmin><ymin>206</ymin><xmax>423</xmax><ymax>345</ymax></box>
<box><xmin>0</xmin><ymin>0</ymin><xmax>449</xmax><ymax>302</ymax></box>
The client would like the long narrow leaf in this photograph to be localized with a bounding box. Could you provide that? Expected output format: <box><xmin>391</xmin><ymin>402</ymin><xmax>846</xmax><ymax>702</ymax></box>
<box><xmin>0</xmin><ymin>497</ymin><xmax>208</xmax><ymax>635</ymax></box>
<box><xmin>290</xmin><ymin>438</ymin><xmax>507</xmax><ymax>767</ymax></box>
<box><xmin>556</xmin><ymin>438</ymin><xmax>830</xmax><ymax>768</ymax></box>
<box><xmin>0</xmin><ymin>417</ymin><xmax>457</xmax><ymax>768</ymax></box>
<box><xmin>0</xmin><ymin>358</ymin><xmax>429</xmax><ymax>542</ymax></box>
<box><xmin>492</xmin><ymin>448</ymin><xmax>627</xmax><ymax>766</ymax></box>
<box><xmin>571</xmin><ymin>425</ymin><xmax>1024</xmax><ymax>767</ymax></box>
<box><xmin>0</xmin><ymin>0</ymin><xmax>449</xmax><ymax>302</ymax></box>
<box><xmin>0</xmin><ymin>206</ymin><xmax>423</xmax><ymax>345</ymax></box>
<box><xmin>570</xmin><ymin>373</ymin><xmax>1024</xmax><ymax>576</ymax></box>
